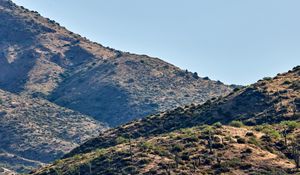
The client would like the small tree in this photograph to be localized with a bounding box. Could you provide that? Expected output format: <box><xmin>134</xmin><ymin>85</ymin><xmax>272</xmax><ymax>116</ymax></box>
<box><xmin>120</xmin><ymin>134</ymin><xmax>134</xmax><ymax>164</ymax></box>
<box><xmin>203</xmin><ymin>126</ymin><xmax>214</xmax><ymax>153</ymax></box>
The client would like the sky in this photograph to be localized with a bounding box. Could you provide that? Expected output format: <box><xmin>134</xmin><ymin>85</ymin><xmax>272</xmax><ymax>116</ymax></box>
<box><xmin>12</xmin><ymin>0</ymin><xmax>300</xmax><ymax>85</ymax></box>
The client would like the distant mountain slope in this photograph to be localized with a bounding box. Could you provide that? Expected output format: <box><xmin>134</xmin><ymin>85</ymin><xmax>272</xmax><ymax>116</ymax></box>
<box><xmin>0</xmin><ymin>0</ymin><xmax>232</xmax><ymax>126</ymax></box>
<box><xmin>32</xmin><ymin>66</ymin><xmax>300</xmax><ymax>175</ymax></box>
<box><xmin>0</xmin><ymin>89</ymin><xmax>107</xmax><ymax>173</ymax></box>
<box><xmin>65</xmin><ymin>66</ymin><xmax>300</xmax><ymax>158</ymax></box>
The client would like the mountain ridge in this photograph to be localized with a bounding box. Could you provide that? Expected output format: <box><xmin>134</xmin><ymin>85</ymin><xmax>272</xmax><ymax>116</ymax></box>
<box><xmin>0</xmin><ymin>0</ymin><xmax>233</xmax><ymax>126</ymax></box>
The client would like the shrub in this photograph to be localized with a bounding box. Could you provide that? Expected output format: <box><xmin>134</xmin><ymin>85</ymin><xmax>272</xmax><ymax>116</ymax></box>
<box><xmin>290</xmin><ymin>81</ymin><xmax>300</xmax><ymax>90</ymax></box>
<box><xmin>254</xmin><ymin>124</ymin><xmax>269</xmax><ymax>132</ymax></box>
<box><xmin>242</xmin><ymin>148</ymin><xmax>253</xmax><ymax>154</ymax></box>
<box><xmin>261</xmin><ymin>135</ymin><xmax>272</xmax><ymax>142</ymax></box>
<box><xmin>180</xmin><ymin>152</ymin><xmax>190</xmax><ymax>161</ymax></box>
<box><xmin>193</xmin><ymin>72</ymin><xmax>199</xmax><ymax>79</ymax></box>
<box><xmin>221</xmin><ymin>158</ymin><xmax>242</xmax><ymax>168</ymax></box>
<box><xmin>237</xmin><ymin>137</ymin><xmax>246</xmax><ymax>144</ymax></box>
<box><xmin>183</xmin><ymin>135</ymin><xmax>199</xmax><ymax>142</ymax></box>
<box><xmin>254</xmin><ymin>124</ymin><xmax>280</xmax><ymax>140</ymax></box>
<box><xmin>233</xmin><ymin>87</ymin><xmax>241</xmax><ymax>92</ymax></box>
<box><xmin>154</xmin><ymin>146</ymin><xmax>168</xmax><ymax>157</ymax></box>
<box><xmin>280</xmin><ymin>121</ymin><xmax>299</xmax><ymax>131</ymax></box>
<box><xmin>245</xmin><ymin>132</ymin><xmax>254</xmax><ymax>137</ymax></box>
<box><xmin>116</xmin><ymin>136</ymin><xmax>128</xmax><ymax>144</ymax></box>
<box><xmin>248</xmin><ymin>137</ymin><xmax>261</xmax><ymax>147</ymax></box>
<box><xmin>263</xmin><ymin>77</ymin><xmax>272</xmax><ymax>81</ymax></box>
<box><xmin>264</xmin><ymin>129</ymin><xmax>281</xmax><ymax>140</ymax></box>
<box><xmin>138</xmin><ymin>142</ymin><xmax>154</xmax><ymax>152</ymax></box>
<box><xmin>212</xmin><ymin>143</ymin><xmax>224</xmax><ymax>149</ymax></box>
<box><xmin>172</xmin><ymin>144</ymin><xmax>184</xmax><ymax>153</ymax></box>
<box><xmin>213</xmin><ymin>122</ymin><xmax>223</xmax><ymax>128</ymax></box>
<box><xmin>229</xmin><ymin>121</ymin><xmax>244</xmax><ymax>128</ymax></box>
<box><xmin>282</xmin><ymin>80</ymin><xmax>291</xmax><ymax>85</ymax></box>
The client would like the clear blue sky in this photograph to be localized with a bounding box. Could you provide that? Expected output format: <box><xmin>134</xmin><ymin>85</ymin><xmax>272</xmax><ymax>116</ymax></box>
<box><xmin>12</xmin><ymin>0</ymin><xmax>300</xmax><ymax>85</ymax></box>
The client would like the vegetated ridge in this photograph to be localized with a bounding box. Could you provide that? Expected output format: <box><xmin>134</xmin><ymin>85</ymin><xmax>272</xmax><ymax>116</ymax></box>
<box><xmin>33</xmin><ymin>66</ymin><xmax>300</xmax><ymax>175</ymax></box>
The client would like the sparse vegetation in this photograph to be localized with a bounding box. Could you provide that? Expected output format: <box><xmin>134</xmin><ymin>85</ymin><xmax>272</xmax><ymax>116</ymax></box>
<box><xmin>32</xmin><ymin>123</ymin><xmax>300</xmax><ymax>175</ymax></box>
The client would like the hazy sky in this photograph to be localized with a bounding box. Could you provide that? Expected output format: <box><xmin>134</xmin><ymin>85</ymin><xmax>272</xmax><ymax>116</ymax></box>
<box><xmin>12</xmin><ymin>0</ymin><xmax>300</xmax><ymax>85</ymax></box>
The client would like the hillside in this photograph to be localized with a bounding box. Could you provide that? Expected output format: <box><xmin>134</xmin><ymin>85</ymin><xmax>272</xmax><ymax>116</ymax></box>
<box><xmin>0</xmin><ymin>0</ymin><xmax>232</xmax><ymax>126</ymax></box>
<box><xmin>0</xmin><ymin>89</ymin><xmax>107</xmax><ymax>173</ymax></box>
<box><xmin>33</xmin><ymin>125</ymin><xmax>300</xmax><ymax>175</ymax></box>
<box><xmin>65</xmin><ymin>66</ymin><xmax>300</xmax><ymax>157</ymax></box>
<box><xmin>33</xmin><ymin>66</ymin><xmax>300</xmax><ymax>174</ymax></box>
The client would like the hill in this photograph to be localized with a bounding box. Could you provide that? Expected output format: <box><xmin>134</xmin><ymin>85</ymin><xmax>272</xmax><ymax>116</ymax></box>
<box><xmin>0</xmin><ymin>0</ymin><xmax>232</xmax><ymax>126</ymax></box>
<box><xmin>0</xmin><ymin>89</ymin><xmax>107</xmax><ymax>173</ymax></box>
<box><xmin>33</xmin><ymin>66</ymin><xmax>300</xmax><ymax>174</ymax></box>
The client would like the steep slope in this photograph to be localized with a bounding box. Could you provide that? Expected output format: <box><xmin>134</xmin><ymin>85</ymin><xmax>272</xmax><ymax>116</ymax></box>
<box><xmin>0</xmin><ymin>0</ymin><xmax>232</xmax><ymax>126</ymax></box>
<box><xmin>0</xmin><ymin>89</ymin><xmax>107</xmax><ymax>173</ymax></box>
<box><xmin>33</xmin><ymin>66</ymin><xmax>300</xmax><ymax>175</ymax></box>
<box><xmin>64</xmin><ymin>66</ymin><xmax>300</xmax><ymax>158</ymax></box>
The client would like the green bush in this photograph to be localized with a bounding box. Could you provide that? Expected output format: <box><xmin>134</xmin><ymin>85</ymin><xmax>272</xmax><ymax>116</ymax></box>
<box><xmin>263</xmin><ymin>77</ymin><xmax>272</xmax><ymax>81</ymax></box>
<box><xmin>280</xmin><ymin>121</ymin><xmax>299</xmax><ymax>131</ymax></box>
<box><xmin>116</xmin><ymin>136</ymin><xmax>128</xmax><ymax>144</ymax></box>
<box><xmin>237</xmin><ymin>137</ymin><xmax>246</xmax><ymax>144</ymax></box>
<box><xmin>261</xmin><ymin>128</ymin><xmax>281</xmax><ymax>140</ymax></box>
<box><xmin>229</xmin><ymin>121</ymin><xmax>244</xmax><ymax>128</ymax></box>
<box><xmin>213</xmin><ymin>122</ymin><xmax>223</xmax><ymax>128</ymax></box>
<box><xmin>138</xmin><ymin>142</ymin><xmax>154</xmax><ymax>151</ymax></box>
<box><xmin>248</xmin><ymin>137</ymin><xmax>261</xmax><ymax>147</ymax></box>
<box><xmin>172</xmin><ymin>144</ymin><xmax>184</xmax><ymax>153</ymax></box>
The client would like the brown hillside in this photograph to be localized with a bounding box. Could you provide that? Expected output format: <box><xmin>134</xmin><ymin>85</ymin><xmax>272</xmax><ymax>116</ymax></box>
<box><xmin>0</xmin><ymin>0</ymin><xmax>232</xmax><ymax>126</ymax></box>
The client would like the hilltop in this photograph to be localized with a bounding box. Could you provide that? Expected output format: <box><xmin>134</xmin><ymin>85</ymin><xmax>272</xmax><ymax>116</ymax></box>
<box><xmin>33</xmin><ymin>66</ymin><xmax>300</xmax><ymax>174</ymax></box>
<box><xmin>0</xmin><ymin>0</ymin><xmax>232</xmax><ymax>126</ymax></box>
